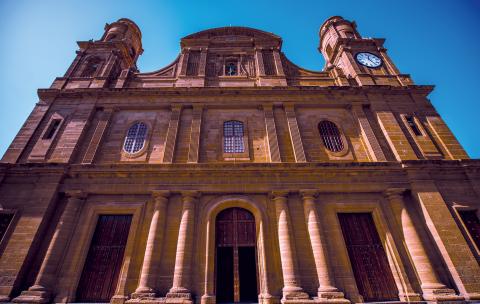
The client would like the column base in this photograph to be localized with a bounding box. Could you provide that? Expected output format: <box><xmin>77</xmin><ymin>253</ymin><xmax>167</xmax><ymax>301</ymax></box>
<box><xmin>421</xmin><ymin>287</ymin><xmax>464</xmax><ymax>303</ymax></box>
<box><xmin>314</xmin><ymin>291</ymin><xmax>350</xmax><ymax>303</ymax></box>
<box><xmin>399</xmin><ymin>292</ymin><xmax>423</xmax><ymax>302</ymax></box>
<box><xmin>200</xmin><ymin>294</ymin><xmax>215</xmax><ymax>304</ymax></box>
<box><xmin>12</xmin><ymin>290</ymin><xmax>50</xmax><ymax>303</ymax></box>
<box><xmin>166</xmin><ymin>292</ymin><xmax>193</xmax><ymax>304</ymax></box>
<box><xmin>259</xmin><ymin>293</ymin><xmax>281</xmax><ymax>304</ymax></box>
<box><xmin>281</xmin><ymin>299</ymin><xmax>315</xmax><ymax>304</ymax></box>
<box><xmin>464</xmin><ymin>293</ymin><xmax>480</xmax><ymax>301</ymax></box>
<box><xmin>126</xmin><ymin>297</ymin><xmax>167</xmax><ymax>304</ymax></box>
<box><xmin>131</xmin><ymin>291</ymin><xmax>158</xmax><ymax>299</ymax></box>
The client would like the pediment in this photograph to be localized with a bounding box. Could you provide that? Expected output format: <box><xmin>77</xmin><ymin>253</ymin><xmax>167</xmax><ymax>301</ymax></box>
<box><xmin>181</xmin><ymin>26</ymin><xmax>282</xmax><ymax>47</ymax></box>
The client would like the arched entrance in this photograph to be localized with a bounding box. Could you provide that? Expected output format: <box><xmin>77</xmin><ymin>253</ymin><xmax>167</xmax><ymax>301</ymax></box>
<box><xmin>216</xmin><ymin>208</ymin><xmax>258</xmax><ymax>303</ymax></box>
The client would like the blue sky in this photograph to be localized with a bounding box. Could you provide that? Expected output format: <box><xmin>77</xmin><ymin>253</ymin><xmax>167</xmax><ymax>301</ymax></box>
<box><xmin>0</xmin><ymin>0</ymin><xmax>479</xmax><ymax>158</ymax></box>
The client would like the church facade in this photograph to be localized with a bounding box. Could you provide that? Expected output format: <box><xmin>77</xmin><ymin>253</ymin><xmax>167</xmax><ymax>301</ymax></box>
<box><xmin>0</xmin><ymin>16</ymin><xmax>480</xmax><ymax>304</ymax></box>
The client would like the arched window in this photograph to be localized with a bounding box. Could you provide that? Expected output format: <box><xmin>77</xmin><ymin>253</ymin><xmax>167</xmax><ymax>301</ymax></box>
<box><xmin>81</xmin><ymin>57</ymin><xmax>102</xmax><ymax>77</ymax></box>
<box><xmin>318</xmin><ymin>120</ymin><xmax>344</xmax><ymax>152</ymax></box>
<box><xmin>123</xmin><ymin>122</ymin><xmax>147</xmax><ymax>154</ymax></box>
<box><xmin>224</xmin><ymin>120</ymin><xmax>244</xmax><ymax>153</ymax></box>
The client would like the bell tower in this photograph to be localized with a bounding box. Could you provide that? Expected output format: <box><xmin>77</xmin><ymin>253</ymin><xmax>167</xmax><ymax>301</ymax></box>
<box><xmin>319</xmin><ymin>16</ymin><xmax>412</xmax><ymax>86</ymax></box>
<box><xmin>54</xmin><ymin>18</ymin><xmax>143</xmax><ymax>89</ymax></box>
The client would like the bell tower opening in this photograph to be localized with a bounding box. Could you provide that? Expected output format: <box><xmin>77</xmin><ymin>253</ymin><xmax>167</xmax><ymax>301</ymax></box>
<box><xmin>215</xmin><ymin>207</ymin><xmax>258</xmax><ymax>303</ymax></box>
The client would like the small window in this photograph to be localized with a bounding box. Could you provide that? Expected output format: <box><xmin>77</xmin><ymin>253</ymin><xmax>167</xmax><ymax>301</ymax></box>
<box><xmin>123</xmin><ymin>122</ymin><xmax>147</xmax><ymax>154</ymax></box>
<box><xmin>43</xmin><ymin>119</ymin><xmax>62</xmax><ymax>140</ymax></box>
<box><xmin>405</xmin><ymin>115</ymin><xmax>422</xmax><ymax>136</ymax></box>
<box><xmin>225</xmin><ymin>60</ymin><xmax>238</xmax><ymax>76</ymax></box>
<box><xmin>81</xmin><ymin>57</ymin><xmax>102</xmax><ymax>77</ymax></box>
<box><xmin>319</xmin><ymin>120</ymin><xmax>344</xmax><ymax>152</ymax></box>
<box><xmin>224</xmin><ymin>121</ymin><xmax>244</xmax><ymax>153</ymax></box>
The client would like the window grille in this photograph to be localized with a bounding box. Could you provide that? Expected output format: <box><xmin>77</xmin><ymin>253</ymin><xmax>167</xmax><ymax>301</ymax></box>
<box><xmin>224</xmin><ymin>121</ymin><xmax>244</xmax><ymax>153</ymax></box>
<box><xmin>186</xmin><ymin>51</ymin><xmax>201</xmax><ymax>76</ymax></box>
<box><xmin>318</xmin><ymin>120</ymin><xmax>344</xmax><ymax>152</ymax></box>
<box><xmin>262</xmin><ymin>50</ymin><xmax>276</xmax><ymax>76</ymax></box>
<box><xmin>123</xmin><ymin>122</ymin><xmax>147</xmax><ymax>154</ymax></box>
<box><xmin>405</xmin><ymin>115</ymin><xmax>422</xmax><ymax>136</ymax></box>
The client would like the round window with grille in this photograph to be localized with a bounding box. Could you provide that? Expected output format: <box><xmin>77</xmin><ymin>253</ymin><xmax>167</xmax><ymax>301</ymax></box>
<box><xmin>123</xmin><ymin>122</ymin><xmax>148</xmax><ymax>154</ymax></box>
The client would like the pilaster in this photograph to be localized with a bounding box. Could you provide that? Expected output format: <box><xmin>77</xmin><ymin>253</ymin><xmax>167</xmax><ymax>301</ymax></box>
<box><xmin>263</xmin><ymin>104</ymin><xmax>281</xmax><ymax>163</ymax></box>
<box><xmin>82</xmin><ymin>107</ymin><xmax>114</xmax><ymax>164</ymax></box>
<box><xmin>163</xmin><ymin>105</ymin><xmax>182</xmax><ymax>163</ymax></box>
<box><xmin>187</xmin><ymin>105</ymin><xmax>203</xmax><ymax>163</ymax></box>
<box><xmin>284</xmin><ymin>105</ymin><xmax>306</xmax><ymax>163</ymax></box>
<box><xmin>351</xmin><ymin>105</ymin><xmax>386</xmax><ymax>161</ymax></box>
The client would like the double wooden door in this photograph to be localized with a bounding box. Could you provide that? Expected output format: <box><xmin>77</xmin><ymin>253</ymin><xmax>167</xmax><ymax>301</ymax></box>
<box><xmin>338</xmin><ymin>213</ymin><xmax>399</xmax><ymax>302</ymax></box>
<box><xmin>216</xmin><ymin>208</ymin><xmax>258</xmax><ymax>303</ymax></box>
<box><xmin>76</xmin><ymin>214</ymin><xmax>132</xmax><ymax>302</ymax></box>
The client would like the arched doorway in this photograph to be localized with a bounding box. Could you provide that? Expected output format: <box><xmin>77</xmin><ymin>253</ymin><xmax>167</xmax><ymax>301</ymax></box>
<box><xmin>216</xmin><ymin>208</ymin><xmax>258</xmax><ymax>303</ymax></box>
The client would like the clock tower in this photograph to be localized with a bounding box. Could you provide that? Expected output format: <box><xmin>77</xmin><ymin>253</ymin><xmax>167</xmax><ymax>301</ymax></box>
<box><xmin>319</xmin><ymin>16</ymin><xmax>413</xmax><ymax>86</ymax></box>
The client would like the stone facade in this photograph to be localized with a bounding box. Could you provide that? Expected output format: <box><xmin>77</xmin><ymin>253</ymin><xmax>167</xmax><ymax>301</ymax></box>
<box><xmin>0</xmin><ymin>16</ymin><xmax>479</xmax><ymax>304</ymax></box>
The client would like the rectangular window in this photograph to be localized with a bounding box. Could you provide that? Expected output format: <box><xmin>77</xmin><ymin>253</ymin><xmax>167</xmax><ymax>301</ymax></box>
<box><xmin>262</xmin><ymin>50</ymin><xmax>276</xmax><ymax>76</ymax></box>
<box><xmin>458</xmin><ymin>210</ymin><xmax>480</xmax><ymax>250</ymax></box>
<box><xmin>43</xmin><ymin>119</ymin><xmax>62</xmax><ymax>140</ymax></box>
<box><xmin>224</xmin><ymin>121</ymin><xmax>244</xmax><ymax>153</ymax></box>
<box><xmin>405</xmin><ymin>115</ymin><xmax>422</xmax><ymax>136</ymax></box>
<box><xmin>186</xmin><ymin>51</ymin><xmax>201</xmax><ymax>76</ymax></box>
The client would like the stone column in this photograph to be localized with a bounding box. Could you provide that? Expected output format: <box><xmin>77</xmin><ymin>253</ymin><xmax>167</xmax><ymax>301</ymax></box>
<box><xmin>133</xmin><ymin>191</ymin><xmax>170</xmax><ymax>298</ymax></box>
<box><xmin>13</xmin><ymin>191</ymin><xmax>86</xmax><ymax>303</ymax></box>
<box><xmin>272</xmin><ymin>191</ymin><xmax>308</xmax><ymax>300</ymax></box>
<box><xmin>300</xmin><ymin>190</ymin><xmax>348</xmax><ymax>302</ymax></box>
<box><xmin>385</xmin><ymin>189</ymin><xmax>460</xmax><ymax>302</ymax></box>
<box><xmin>167</xmin><ymin>191</ymin><xmax>199</xmax><ymax>300</ymax></box>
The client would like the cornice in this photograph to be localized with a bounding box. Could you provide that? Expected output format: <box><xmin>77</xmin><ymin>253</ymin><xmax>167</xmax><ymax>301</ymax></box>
<box><xmin>37</xmin><ymin>85</ymin><xmax>435</xmax><ymax>100</ymax></box>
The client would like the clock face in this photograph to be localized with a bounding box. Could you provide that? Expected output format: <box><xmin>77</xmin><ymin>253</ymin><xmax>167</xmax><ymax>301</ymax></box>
<box><xmin>356</xmin><ymin>52</ymin><xmax>382</xmax><ymax>68</ymax></box>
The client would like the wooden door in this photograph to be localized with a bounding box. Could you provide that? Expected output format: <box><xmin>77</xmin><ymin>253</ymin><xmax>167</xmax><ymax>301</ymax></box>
<box><xmin>338</xmin><ymin>213</ymin><xmax>398</xmax><ymax>302</ymax></box>
<box><xmin>216</xmin><ymin>208</ymin><xmax>258</xmax><ymax>303</ymax></box>
<box><xmin>459</xmin><ymin>210</ymin><xmax>480</xmax><ymax>250</ymax></box>
<box><xmin>76</xmin><ymin>215</ymin><xmax>132</xmax><ymax>302</ymax></box>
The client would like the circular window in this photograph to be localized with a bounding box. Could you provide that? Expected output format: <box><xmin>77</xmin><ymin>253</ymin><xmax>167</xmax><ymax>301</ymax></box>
<box><xmin>123</xmin><ymin>122</ymin><xmax>147</xmax><ymax>154</ymax></box>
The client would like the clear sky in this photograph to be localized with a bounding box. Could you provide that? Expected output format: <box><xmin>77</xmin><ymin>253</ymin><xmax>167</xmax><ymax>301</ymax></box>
<box><xmin>0</xmin><ymin>0</ymin><xmax>479</xmax><ymax>158</ymax></box>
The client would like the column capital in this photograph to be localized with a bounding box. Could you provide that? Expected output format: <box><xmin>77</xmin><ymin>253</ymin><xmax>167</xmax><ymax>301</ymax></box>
<box><xmin>181</xmin><ymin>190</ymin><xmax>200</xmax><ymax>201</ymax></box>
<box><xmin>384</xmin><ymin>188</ymin><xmax>407</xmax><ymax>200</ymax></box>
<box><xmin>271</xmin><ymin>191</ymin><xmax>289</xmax><ymax>200</ymax></box>
<box><xmin>64</xmin><ymin>190</ymin><xmax>87</xmax><ymax>200</ymax></box>
<box><xmin>151</xmin><ymin>190</ymin><xmax>170</xmax><ymax>200</ymax></box>
<box><xmin>299</xmin><ymin>189</ymin><xmax>318</xmax><ymax>200</ymax></box>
